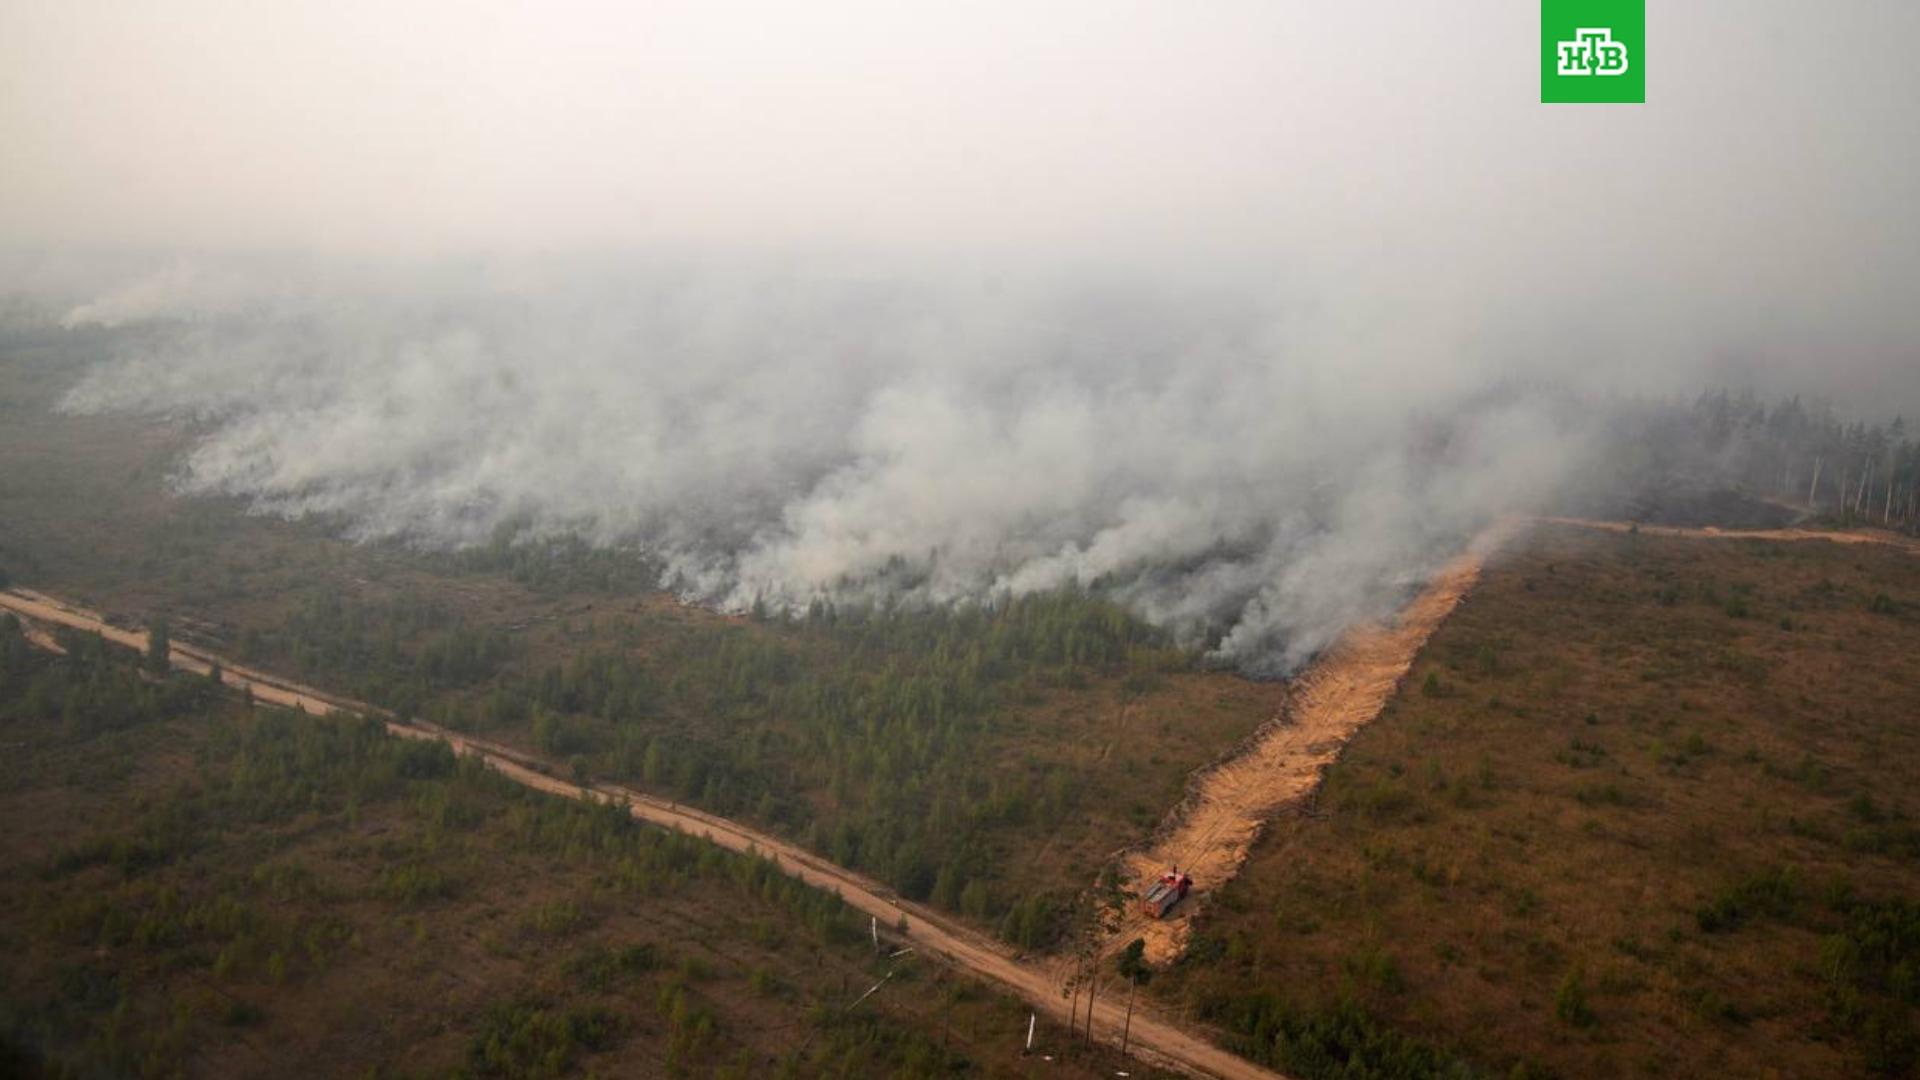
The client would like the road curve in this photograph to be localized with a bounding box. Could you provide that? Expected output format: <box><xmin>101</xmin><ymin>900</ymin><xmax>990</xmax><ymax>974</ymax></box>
<box><xmin>0</xmin><ymin>586</ymin><xmax>1284</xmax><ymax>1080</ymax></box>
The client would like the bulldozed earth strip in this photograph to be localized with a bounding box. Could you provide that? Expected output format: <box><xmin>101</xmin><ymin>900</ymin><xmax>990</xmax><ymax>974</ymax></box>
<box><xmin>1097</xmin><ymin>520</ymin><xmax>1521</xmax><ymax>967</ymax></box>
<box><xmin>0</xmin><ymin>586</ymin><xmax>1285</xmax><ymax>1080</ymax></box>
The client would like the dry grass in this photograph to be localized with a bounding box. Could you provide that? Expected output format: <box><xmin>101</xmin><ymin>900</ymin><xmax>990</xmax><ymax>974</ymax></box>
<box><xmin>1155</xmin><ymin>522</ymin><xmax>1920</xmax><ymax>1077</ymax></box>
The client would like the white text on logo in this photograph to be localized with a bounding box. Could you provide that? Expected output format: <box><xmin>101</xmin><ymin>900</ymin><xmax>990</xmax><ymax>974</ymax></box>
<box><xmin>1556</xmin><ymin>27</ymin><xmax>1629</xmax><ymax>76</ymax></box>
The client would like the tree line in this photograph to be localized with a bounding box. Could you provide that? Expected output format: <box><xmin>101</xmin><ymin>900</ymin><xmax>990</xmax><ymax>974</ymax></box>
<box><xmin>1621</xmin><ymin>390</ymin><xmax>1919</xmax><ymax>529</ymax></box>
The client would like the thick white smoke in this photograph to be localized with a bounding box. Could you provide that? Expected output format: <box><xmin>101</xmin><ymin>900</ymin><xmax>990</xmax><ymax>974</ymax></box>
<box><xmin>46</xmin><ymin>255</ymin><xmax>1592</xmax><ymax>674</ymax></box>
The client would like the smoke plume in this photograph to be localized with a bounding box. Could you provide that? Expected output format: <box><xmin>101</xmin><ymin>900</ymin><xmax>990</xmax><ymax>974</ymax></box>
<box><xmin>43</xmin><ymin>255</ymin><xmax>1594</xmax><ymax>673</ymax></box>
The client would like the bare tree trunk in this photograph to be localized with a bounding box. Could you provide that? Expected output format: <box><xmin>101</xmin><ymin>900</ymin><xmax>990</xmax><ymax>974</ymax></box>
<box><xmin>1887</xmin><ymin>472</ymin><xmax>1896</xmax><ymax>524</ymax></box>
<box><xmin>1858</xmin><ymin>461</ymin><xmax>1873</xmax><ymax>516</ymax></box>
<box><xmin>1808</xmin><ymin>456</ymin><xmax>1823</xmax><ymax>508</ymax></box>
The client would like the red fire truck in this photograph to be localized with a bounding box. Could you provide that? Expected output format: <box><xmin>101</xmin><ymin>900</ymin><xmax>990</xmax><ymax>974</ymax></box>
<box><xmin>1140</xmin><ymin>867</ymin><xmax>1192</xmax><ymax>918</ymax></box>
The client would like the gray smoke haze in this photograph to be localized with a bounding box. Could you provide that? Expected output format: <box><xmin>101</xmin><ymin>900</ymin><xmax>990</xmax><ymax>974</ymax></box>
<box><xmin>5</xmin><ymin>3</ymin><xmax>1920</xmax><ymax>670</ymax></box>
<box><xmin>38</xmin><ymin>256</ymin><xmax>1590</xmax><ymax>672</ymax></box>
<box><xmin>0</xmin><ymin>251</ymin><xmax>1816</xmax><ymax>673</ymax></box>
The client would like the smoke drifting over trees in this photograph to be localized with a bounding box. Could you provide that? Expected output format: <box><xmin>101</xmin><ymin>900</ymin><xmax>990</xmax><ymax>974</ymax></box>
<box><xmin>35</xmin><ymin>257</ymin><xmax>1589</xmax><ymax>673</ymax></box>
<box><xmin>16</xmin><ymin>253</ymin><xmax>1897</xmax><ymax>675</ymax></box>
<box><xmin>5</xmin><ymin>3</ymin><xmax>1920</xmax><ymax>670</ymax></box>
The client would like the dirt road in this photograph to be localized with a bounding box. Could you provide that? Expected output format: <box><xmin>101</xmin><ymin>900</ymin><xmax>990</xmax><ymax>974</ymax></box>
<box><xmin>0</xmin><ymin>586</ymin><xmax>1284</xmax><ymax>1080</ymax></box>
<box><xmin>1535</xmin><ymin>516</ymin><xmax>1920</xmax><ymax>553</ymax></box>
<box><xmin>1</xmin><ymin>588</ymin><xmax>345</xmax><ymax>714</ymax></box>
<box><xmin>1099</xmin><ymin>520</ymin><xmax>1520</xmax><ymax>966</ymax></box>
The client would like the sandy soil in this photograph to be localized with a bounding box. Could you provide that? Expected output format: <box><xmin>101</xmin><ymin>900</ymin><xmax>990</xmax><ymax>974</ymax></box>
<box><xmin>1096</xmin><ymin>520</ymin><xmax>1521</xmax><ymax>967</ymax></box>
<box><xmin>18</xmin><ymin>619</ymin><xmax>67</xmax><ymax>655</ymax></box>
<box><xmin>0</xmin><ymin>585</ymin><xmax>1284</xmax><ymax>1080</ymax></box>
<box><xmin>1535</xmin><ymin>517</ymin><xmax>1920</xmax><ymax>552</ymax></box>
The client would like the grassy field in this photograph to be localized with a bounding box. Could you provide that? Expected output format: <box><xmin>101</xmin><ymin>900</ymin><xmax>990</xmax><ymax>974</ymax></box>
<box><xmin>0</xmin><ymin>622</ymin><xmax>1157</xmax><ymax>1078</ymax></box>
<box><xmin>1151</xmin><ymin>523</ymin><xmax>1920</xmax><ymax>1077</ymax></box>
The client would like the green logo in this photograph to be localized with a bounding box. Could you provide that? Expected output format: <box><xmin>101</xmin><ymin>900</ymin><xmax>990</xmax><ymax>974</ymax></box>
<box><xmin>1543</xmin><ymin>0</ymin><xmax>1645</xmax><ymax>103</ymax></box>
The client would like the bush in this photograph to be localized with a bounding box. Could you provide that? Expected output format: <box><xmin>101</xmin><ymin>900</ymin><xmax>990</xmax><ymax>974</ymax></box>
<box><xmin>748</xmin><ymin>966</ymin><xmax>785</xmax><ymax>997</ymax></box>
<box><xmin>468</xmin><ymin>1001</ymin><xmax>576</xmax><ymax>1077</ymax></box>
<box><xmin>1206</xmin><ymin>992</ymin><xmax>1488</xmax><ymax>1078</ymax></box>
<box><xmin>1347</xmin><ymin>780</ymin><xmax>1419</xmax><ymax>824</ymax></box>
<box><xmin>1344</xmin><ymin>944</ymin><xmax>1405</xmax><ymax>996</ymax></box>
<box><xmin>222</xmin><ymin>999</ymin><xmax>266</xmax><ymax>1027</ymax></box>
<box><xmin>146</xmin><ymin>616</ymin><xmax>171</xmax><ymax>675</ymax></box>
<box><xmin>998</xmin><ymin>892</ymin><xmax>1058</xmax><ymax>950</ymax></box>
<box><xmin>1555</xmin><ymin>966</ymin><xmax>1595</xmax><ymax>1027</ymax></box>
<box><xmin>375</xmin><ymin>862</ymin><xmax>459</xmax><ymax>906</ymax></box>
<box><xmin>566</xmin><ymin>942</ymin><xmax>658</xmax><ymax>990</ymax></box>
<box><xmin>1473</xmin><ymin>643</ymin><xmax>1500</xmax><ymax>676</ymax></box>
<box><xmin>1116</xmin><ymin>937</ymin><xmax>1152</xmax><ymax>983</ymax></box>
<box><xmin>1574</xmin><ymin>782</ymin><xmax>1628</xmax><ymax>807</ymax></box>
<box><xmin>1821</xmin><ymin>897</ymin><xmax>1920</xmax><ymax>1074</ymax></box>
<box><xmin>1696</xmin><ymin>866</ymin><xmax>1798</xmax><ymax>933</ymax></box>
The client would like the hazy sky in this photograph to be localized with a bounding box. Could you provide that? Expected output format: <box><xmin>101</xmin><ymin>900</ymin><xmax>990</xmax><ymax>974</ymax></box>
<box><xmin>0</xmin><ymin>3</ymin><xmax>1913</xmax><ymax>254</ymax></box>
<box><xmin>7</xmin><ymin>4</ymin><xmax>1919</xmax><ymax>392</ymax></box>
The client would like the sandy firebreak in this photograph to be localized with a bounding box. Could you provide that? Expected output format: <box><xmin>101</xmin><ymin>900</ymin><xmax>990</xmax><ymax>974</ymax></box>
<box><xmin>0</xmin><ymin>585</ymin><xmax>1286</xmax><ymax>1080</ymax></box>
<box><xmin>1535</xmin><ymin>516</ymin><xmax>1920</xmax><ymax>553</ymax></box>
<box><xmin>1096</xmin><ymin>519</ymin><xmax>1523</xmax><ymax>967</ymax></box>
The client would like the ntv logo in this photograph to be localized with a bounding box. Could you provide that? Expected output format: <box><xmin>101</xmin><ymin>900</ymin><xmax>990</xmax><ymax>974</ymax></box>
<box><xmin>1556</xmin><ymin>28</ymin><xmax>1629</xmax><ymax>76</ymax></box>
<box><xmin>1542</xmin><ymin>1</ymin><xmax>1643</xmax><ymax>103</ymax></box>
